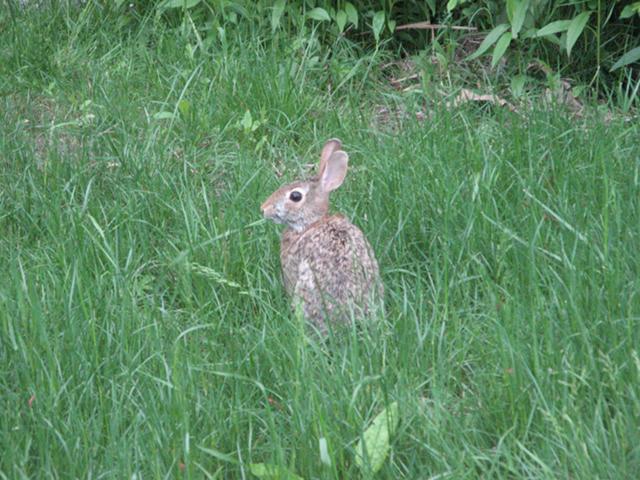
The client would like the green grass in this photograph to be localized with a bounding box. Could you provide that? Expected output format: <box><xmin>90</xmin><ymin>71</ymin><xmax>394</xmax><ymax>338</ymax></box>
<box><xmin>1</xmin><ymin>5</ymin><xmax>639</xmax><ymax>479</ymax></box>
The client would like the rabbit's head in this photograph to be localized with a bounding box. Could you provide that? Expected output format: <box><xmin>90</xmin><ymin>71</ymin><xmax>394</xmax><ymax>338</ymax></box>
<box><xmin>261</xmin><ymin>139</ymin><xmax>348</xmax><ymax>232</ymax></box>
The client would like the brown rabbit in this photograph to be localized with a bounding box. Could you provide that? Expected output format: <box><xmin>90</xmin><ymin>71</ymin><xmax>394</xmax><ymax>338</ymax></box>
<box><xmin>261</xmin><ymin>139</ymin><xmax>383</xmax><ymax>335</ymax></box>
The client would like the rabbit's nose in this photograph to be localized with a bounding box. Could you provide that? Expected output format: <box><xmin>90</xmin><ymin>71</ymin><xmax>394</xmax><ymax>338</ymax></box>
<box><xmin>260</xmin><ymin>201</ymin><xmax>272</xmax><ymax>216</ymax></box>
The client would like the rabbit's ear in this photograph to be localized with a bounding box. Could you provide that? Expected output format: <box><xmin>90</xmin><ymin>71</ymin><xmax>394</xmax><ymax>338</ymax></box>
<box><xmin>320</xmin><ymin>151</ymin><xmax>348</xmax><ymax>192</ymax></box>
<box><xmin>319</xmin><ymin>138</ymin><xmax>342</xmax><ymax>176</ymax></box>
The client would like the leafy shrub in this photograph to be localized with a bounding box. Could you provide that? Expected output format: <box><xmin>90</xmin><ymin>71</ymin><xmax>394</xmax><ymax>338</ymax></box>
<box><xmin>22</xmin><ymin>0</ymin><xmax>635</xmax><ymax>93</ymax></box>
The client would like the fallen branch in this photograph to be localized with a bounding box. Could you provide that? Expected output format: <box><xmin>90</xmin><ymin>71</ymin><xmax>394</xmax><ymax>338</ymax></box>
<box><xmin>396</xmin><ymin>22</ymin><xmax>477</xmax><ymax>31</ymax></box>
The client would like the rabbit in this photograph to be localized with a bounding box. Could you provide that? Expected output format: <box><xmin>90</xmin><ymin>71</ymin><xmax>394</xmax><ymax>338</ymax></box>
<box><xmin>260</xmin><ymin>139</ymin><xmax>383</xmax><ymax>335</ymax></box>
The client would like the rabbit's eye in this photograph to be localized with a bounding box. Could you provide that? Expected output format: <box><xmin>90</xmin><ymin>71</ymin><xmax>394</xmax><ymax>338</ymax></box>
<box><xmin>289</xmin><ymin>191</ymin><xmax>303</xmax><ymax>202</ymax></box>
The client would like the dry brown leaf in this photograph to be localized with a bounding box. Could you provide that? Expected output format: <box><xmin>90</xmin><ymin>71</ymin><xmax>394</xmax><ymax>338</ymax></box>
<box><xmin>447</xmin><ymin>88</ymin><xmax>518</xmax><ymax>112</ymax></box>
<box><xmin>389</xmin><ymin>73</ymin><xmax>420</xmax><ymax>89</ymax></box>
<box><xmin>380</xmin><ymin>59</ymin><xmax>417</xmax><ymax>72</ymax></box>
<box><xmin>545</xmin><ymin>87</ymin><xmax>583</xmax><ymax>116</ymax></box>
<box><xmin>526</xmin><ymin>61</ymin><xmax>553</xmax><ymax>76</ymax></box>
<box><xmin>544</xmin><ymin>80</ymin><xmax>584</xmax><ymax>116</ymax></box>
<box><xmin>526</xmin><ymin>61</ymin><xmax>585</xmax><ymax>116</ymax></box>
<box><xmin>415</xmin><ymin>111</ymin><xmax>427</xmax><ymax>121</ymax></box>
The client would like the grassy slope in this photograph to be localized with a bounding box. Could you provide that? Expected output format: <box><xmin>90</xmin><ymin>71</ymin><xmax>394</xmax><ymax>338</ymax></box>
<box><xmin>1</xmin><ymin>6</ymin><xmax>639</xmax><ymax>479</ymax></box>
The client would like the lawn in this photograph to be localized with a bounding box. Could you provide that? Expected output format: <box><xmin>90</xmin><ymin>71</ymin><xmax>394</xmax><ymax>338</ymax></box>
<box><xmin>1</xmin><ymin>4</ymin><xmax>639</xmax><ymax>479</ymax></box>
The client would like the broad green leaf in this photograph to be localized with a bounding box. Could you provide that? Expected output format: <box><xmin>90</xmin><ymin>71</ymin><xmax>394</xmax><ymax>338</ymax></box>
<box><xmin>241</xmin><ymin>110</ymin><xmax>253</xmax><ymax>131</ymax></box>
<box><xmin>249</xmin><ymin>463</ymin><xmax>304</xmax><ymax>480</ymax></box>
<box><xmin>372</xmin><ymin>11</ymin><xmax>385</xmax><ymax>43</ymax></box>
<box><xmin>611</xmin><ymin>46</ymin><xmax>640</xmax><ymax>71</ymax></box>
<box><xmin>307</xmin><ymin>7</ymin><xmax>330</xmax><ymax>22</ymax></box>
<box><xmin>507</xmin><ymin>0</ymin><xmax>529</xmax><ymax>38</ymax></box>
<box><xmin>535</xmin><ymin>20</ymin><xmax>571</xmax><ymax>37</ymax></box>
<box><xmin>178</xmin><ymin>99</ymin><xmax>191</xmax><ymax>118</ymax></box>
<box><xmin>426</xmin><ymin>0</ymin><xmax>436</xmax><ymax>15</ymax></box>
<box><xmin>271</xmin><ymin>0</ymin><xmax>286</xmax><ymax>32</ymax></box>
<box><xmin>572</xmin><ymin>85</ymin><xmax>586</xmax><ymax>97</ymax></box>
<box><xmin>197</xmin><ymin>446</ymin><xmax>237</xmax><ymax>464</ymax></box>
<box><xmin>345</xmin><ymin>2</ymin><xmax>358</xmax><ymax>27</ymax></box>
<box><xmin>354</xmin><ymin>402</ymin><xmax>400</xmax><ymax>474</ymax></box>
<box><xmin>467</xmin><ymin>24</ymin><xmax>510</xmax><ymax>60</ymax></box>
<box><xmin>492</xmin><ymin>32</ymin><xmax>512</xmax><ymax>68</ymax></box>
<box><xmin>566</xmin><ymin>11</ymin><xmax>591</xmax><ymax>57</ymax></box>
<box><xmin>620</xmin><ymin>3</ymin><xmax>640</xmax><ymax>19</ymax></box>
<box><xmin>506</xmin><ymin>0</ymin><xmax>516</xmax><ymax>22</ymax></box>
<box><xmin>559</xmin><ymin>31</ymin><xmax>567</xmax><ymax>50</ymax></box>
<box><xmin>510</xmin><ymin>75</ymin><xmax>528</xmax><ymax>98</ymax></box>
<box><xmin>319</xmin><ymin>437</ymin><xmax>331</xmax><ymax>466</ymax></box>
<box><xmin>152</xmin><ymin>111</ymin><xmax>174</xmax><ymax>120</ymax></box>
<box><xmin>388</xmin><ymin>19</ymin><xmax>396</xmax><ymax>33</ymax></box>
<box><xmin>447</xmin><ymin>0</ymin><xmax>459</xmax><ymax>12</ymax></box>
<box><xmin>336</xmin><ymin>10</ymin><xmax>347</xmax><ymax>32</ymax></box>
<box><xmin>162</xmin><ymin>0</ymin><xmax>201</xmax><ymax>9</ymax></box>
<box><xmin>545</xmin><ymin>32</ymin><xmax>562</xmax><ymax>46</ymax></box>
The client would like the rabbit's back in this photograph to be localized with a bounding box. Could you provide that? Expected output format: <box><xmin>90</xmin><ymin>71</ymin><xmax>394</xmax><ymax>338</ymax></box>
<box><xmin>280</xmin><ymin>214</ymin><xmax>382</xmax><ymax>332</ymax></box>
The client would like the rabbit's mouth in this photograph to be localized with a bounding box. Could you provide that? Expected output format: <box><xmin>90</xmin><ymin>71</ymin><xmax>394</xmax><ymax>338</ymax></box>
<box><xmin>261</xmin><ymin>204</ymin><xmax>281</xmax><ymax>222</ymax></box>
<box><xmin>262</xmin><ymin>207</ymin><xmax>291</xmax><ymax>228</ymax></box>
<box><xmin>268</xmin><ymin>213</ymin><xmax>285</xmax><ymax>224</ymax></box>
<box><xmin>264</xmin><ymin>210</ymin><xmax>308</xmax><ymax>232</ymax></box>
<box><xmin>262</xmin><ymin>203</ymin><xmax>310</xmax><ymax>231</ymax></box>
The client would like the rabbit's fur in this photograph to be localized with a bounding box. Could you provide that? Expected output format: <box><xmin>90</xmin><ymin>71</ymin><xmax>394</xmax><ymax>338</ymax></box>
<box><xmin>261</xmin><ymin>139</ymin><xmax>383</xmax><ymax>334</ymax></box>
